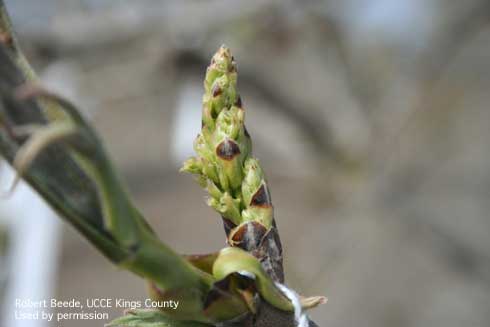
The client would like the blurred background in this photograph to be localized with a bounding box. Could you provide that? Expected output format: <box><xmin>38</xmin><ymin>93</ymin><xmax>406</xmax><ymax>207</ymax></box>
<box><xmin>1</xmin><ymin>0</ymin><xmax>490</xmax><ymax>326</ymax></box>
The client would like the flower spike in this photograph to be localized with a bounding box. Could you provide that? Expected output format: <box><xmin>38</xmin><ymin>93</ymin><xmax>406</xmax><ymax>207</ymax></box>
<box><xmin>181</xmin><ymin>46</ymin><xmax>284</xmax><ymax>283</ymax></box>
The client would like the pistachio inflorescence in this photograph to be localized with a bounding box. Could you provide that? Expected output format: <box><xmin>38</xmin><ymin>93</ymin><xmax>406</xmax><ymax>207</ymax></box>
<box><xmin>181</xmin><ymin>46</ymin><xmax>284</xmax><ymax>283</ymax></box>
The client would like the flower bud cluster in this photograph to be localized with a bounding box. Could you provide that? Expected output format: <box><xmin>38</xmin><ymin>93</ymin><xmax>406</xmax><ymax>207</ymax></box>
<box><xmin>181</xmin><ymin>46</ymin><xmax>273</xmax><ymax>237</ymax></box>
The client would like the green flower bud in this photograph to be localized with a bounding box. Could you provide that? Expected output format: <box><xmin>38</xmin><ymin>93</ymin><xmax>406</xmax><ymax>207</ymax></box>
<box><xmin>193</xmin><ymin>132</ymin><xmax>210</xmax><ymax>158</ymax></box>
<box><xmin>212</xmin><ymin>46</ymin><xmax>234</xmax><ymax>73</ymax></box>
<box><xmin>207</xmin><ymin>192</ymin><xmax>241</xmax><ymax>225</ymax></box>
<box><xmin>204</xmin><ymin>47</ymin><xmax>236</xmax><ymax>93</ymax></box>
<box><xmin>201</xmin><ymin>158</ymin><xmax>219</xmax><ymax>186</ymax></box>
<box><xmin>215</xmin><ymin>138</ymin><xmax>243</xmax><ymax>191</ymax></box>
<box><xmin>196</xmin><ymin>175</ymin><xmax>207</xmax><ymax>188</ymax></box>
<box><xmin>204</xmin><ymin>46</ymin><xmax>236</xmax><ymax>92</ymax></box>
<box><xmin>241</xmin><ymin>158</ymin><xmax>273</xmax><ymax>228</ymax></box>
<box><xmin>202</xmin><ymin>104</ymin><xmax>215</xmax><ymax>130</ymax></box>
<box><xmin>209</xmin><ymin>108</ymin><xmax>245</xmax><ymax>191</ymax></box>
<box><xmin>209</xmin><ymin>76</ymin><xmax>232</xmax><ymax>116</ymax></box>
<box><xmin>206</xmin><ymin>181</ymin><xmax>222</xmax><ymax>200</ymax></box>
<box><xmin>242</xmin><ymin>158</ymin><xmax>264</xmax><ymax>205</ymax></box>
<box><xmin>180</xmin><ymin>157</ymin><xmax>203</xmax><ymax>174</ymax></box>
<box><xmin>215</xmin><ymin>106</ymin><xmax>242</xmax><ymax>141</ymax></box>
<box><xmin>242</xmin><ymin>207</ymin><xmax>273</xmax><ymax>228</ymax></box>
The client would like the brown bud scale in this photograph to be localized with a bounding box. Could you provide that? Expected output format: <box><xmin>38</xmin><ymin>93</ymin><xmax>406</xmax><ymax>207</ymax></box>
<box><xmin>229</xmin><ymin>222</ymin><xmax>267</xmax><ymax>251</ymax></box>
<box><xmin>212</xmin><ymin>84</ymin><xmax>222</xmax><ymax>97</ymax></box>
<box><xmin>222</xmin><ymin>217</ymin><xmax>237</xmax><ymax>235</ymax></box>
<box><xmin>250</xmin><ymin>184</ymin><xmax>272</xmax><ymax>208</ymax></box>
<box><xmin>216</xmin><ymin>139</ymin><xmax>241</xmax><ymax>160</ymax></box>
